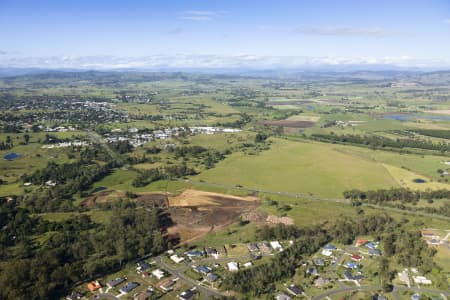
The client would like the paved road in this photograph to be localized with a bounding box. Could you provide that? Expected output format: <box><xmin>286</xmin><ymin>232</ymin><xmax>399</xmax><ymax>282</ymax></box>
<box><xmin>85</xmin><ymin>130</ymin><xmax>122</xmax><ymax>163</ymax></box>
<box><xmin>154</xmin><ymin>256</ymin><xmax>225</xmax><ymax>298</ymax></box>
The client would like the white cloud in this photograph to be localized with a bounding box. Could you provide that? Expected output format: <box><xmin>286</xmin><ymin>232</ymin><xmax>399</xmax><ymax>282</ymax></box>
<box><xmin>294</xmin><ymin>26</ymin><xmax>387</xmax><ymax>37</ymax></box>
<box><xmin>1</xmin><ymin>54</ymin><xmax>449</xmax><ymax>70</ymax></box>
<box><xmin>179</xmin><ymin>10</ymin><xmax>227</xmax><ymax>22</ymax></box>
<box><xmin>444</xmin><ymin>19</ymin><xmax>450</xmax><ymax>24</ymax></box>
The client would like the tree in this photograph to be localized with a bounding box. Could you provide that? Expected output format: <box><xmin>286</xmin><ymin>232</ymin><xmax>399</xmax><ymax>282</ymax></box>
<box><xmin>23</xmin><ymin>134</ymin><xmax>30</xmax><ymax>144</ymax></box>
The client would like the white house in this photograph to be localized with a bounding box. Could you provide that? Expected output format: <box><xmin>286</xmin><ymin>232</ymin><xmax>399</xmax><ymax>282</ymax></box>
<box><xmin>227</xmin><ymin>262</ymin><xmax>239</xmax><ymax>272</ymax></box>
<box><xmin>170</xmin><ymin>254</ymin><xmax>185</xmax><ymax>264</ymax></box>
<box><xmin>152</xmin><ymin>269</ymin><xmax>165</xmax><ymax>280</ymax></box>
<box><xmin>270</xmin><ymin>241</ymin><xmax>283</xmax><ymax>251</ymax></box>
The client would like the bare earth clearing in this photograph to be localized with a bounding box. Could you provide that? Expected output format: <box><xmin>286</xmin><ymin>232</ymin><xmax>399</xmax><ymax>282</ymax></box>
<box><xmin>167</xmin><ymin>189</ymin><xmax>259</xmax><ymax>244</ymax></box>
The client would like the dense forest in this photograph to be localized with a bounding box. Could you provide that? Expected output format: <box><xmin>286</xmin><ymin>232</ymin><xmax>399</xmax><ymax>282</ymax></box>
<box><xmin>0</xmin><ymin>199</ymin><xmax>168</xmax><ymax>300</ymax></box>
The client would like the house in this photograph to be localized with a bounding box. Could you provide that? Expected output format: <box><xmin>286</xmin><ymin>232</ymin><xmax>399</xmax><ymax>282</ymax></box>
<box><xmin>134</xmin><ymin>289</ymin><xmax>153</xmax><ymax>300</ymax></box>
<box><xmin>66</xmin><ymin>292</ymin><xmax>83</xmax><ymax>300</ymax></box>
<box><xmin>178</xmin><ymin>289</ymin><xmax>196</xmax><ymax>300</ymax></box>
<box><xmin>345</xmin><ymin>261</ymin><xmax>359</xmax><ymax>269</ymax></box>
<box><xmin>205</xmin><ymin>247</ymin><xmax>218</xmax><ymax>258</ymax></box>
<box><xmin>321</xmin><ymin>249</ymin><xmax>333</xmax><ymax>257</ymax></box>
<box><xmin>351</xmin><ymin>254</ymin><xmax>363</xmax><ymax>262</ymax></box>
<box><xmin>314</xmin><ymin>277</ymin><xmax>329</xmax><ymax>288</ymax></box>
<box><xmin>159</xmin><ymin>280</ymin><xmax>176</xmax><ymax>292</ymax></box>
<box><xmin>372</xmin><ymin>294</ymin><xmax>388</xmax><ymax>300</ymax></box>
<box><xmin>398</xmin><ymin>270</ymin><xmax>410</xmax><ymax>286</ymax></box>
<box><xmin>365</xmin><ymin>242</ymin><xmax>377</xmax><ymax>249</ymax></box>
<box><xmin>152</xmin><ymin>269</ymin><xmax>166</xmax><ymax>280</ymax></box>
<box><xmin>206</xmin><ymin>273</ymin><xmax>219</xmax><ymax>283</ymax></box>
<box><xmin>227</xmin><ymin>262</ymin><xmax>239</xmax><ymax>272</ymax></box>
<box><xmin>120</xmin><ymin>282</ymin><xmax>139</xmax><ymax>294</ymax></box>
<box><xmin>170</xmin><ymin>254</ymin><xmax>185</xmax><ymax>263</ymax></box>
<box><xmin>323</xmin><ymin>244</ymin><xmax>337</xmax><ymax>251</ymax></box>
<box><xmin>413</xmin><ymin>276</ymin><xmax>432</xmax><ymax>285</ymax></box>
<box><xmin>137</xmin><ymin>262</ymin><xmax>151</xmax><ymax>272</ymax></box>
<box><xmin>427</xmin><ymin>238</ymin><xmax>440</xmax><ymax>245</ymax></box>
<box><xmin>270</xmin><ymin>241</ymin><xmax>283</xmax><ymax>251</ymax></box>
<box><xmin>313</xmin><ymin>258</ymin><xmax>325</xmax><ymax>266</ymax></box>
<box><xmin>343</xmin><ymin>270</ymin><xmax>363</xmax><ymax>281</ymax></box>
<box><xmin>276</xmin><ymin>294</ymin><xmax>292</xmax><ymax>300</ymax></box>
<box><xmin>87</xmin><ymin>281</ymin><xmax>102</xmax><ymax>292</ymax></box>
<box><xmin>194</xmin><ymin>265</ymin><xmax>212</xmax><ymax>274</ymax></box>
<box><xmin>107</xmin><ymin>277</ymin><xmax>126</xmax><ymax>288</ymax></box>
<box><xmin>287</xmin><ymin>284</ymin><xmax>303</xmax><ymax>296</ymax></box>
<box><xmin>411</xmin><ymin>293</ymin><xmax>421</xmax><ymax>300</ymax></box>
<box><xmin>186</xmin><ymin>250</ymin><xmax>203</xmax><ymax>258</ymax></box>
<box><xmin>306</xmin><ymin>267</ymin><xmax>319</xmax><ymax>276</ymax></box>
<box><xmin>248</xmin><ymin>243</ymin><xmax>259</xmax><ymax>252</ymax></box>
<box><xmin>355</xmin><ymin>239</ymin><xmax>368</xmax><ymax>247</ymax></box>
<box><xmin>369</xmin><ymin>249</ymin><xmax>382</xmax><ymax>256</ymax></box>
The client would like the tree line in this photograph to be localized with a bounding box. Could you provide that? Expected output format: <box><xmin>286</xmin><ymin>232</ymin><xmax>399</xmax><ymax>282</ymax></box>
<box><xmin>310</xmin><ymin>133</ymin><xmax>450</xmax><ymax>153</ymax></box>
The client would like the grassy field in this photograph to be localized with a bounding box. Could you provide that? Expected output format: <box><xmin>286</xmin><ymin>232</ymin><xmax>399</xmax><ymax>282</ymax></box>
<box><xmin>194</xmin><ymin>138</ymin><xmax>399</xmax><ymax>198</ymax></box>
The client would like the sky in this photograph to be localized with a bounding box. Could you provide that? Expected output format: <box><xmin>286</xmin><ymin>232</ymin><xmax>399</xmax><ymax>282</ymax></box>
<box><xmin>1</xmin><ymin>0</ymin><xmax>450</xmax><ymax>69</ymax></box>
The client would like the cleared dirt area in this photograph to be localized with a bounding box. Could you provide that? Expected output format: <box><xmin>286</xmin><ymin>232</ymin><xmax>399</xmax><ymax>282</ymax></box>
<box><xmin>167</xmin><ymin>189</ymin><xmax>259</xmax><ymax>244</ymax></box>
<box><xmin>262</xmin><ymin>120</ymin><xmax>315</xmax><ymax>128</ymax></box>
<box><xmin>168</xmin><ymin>189</ymin><xmax>258</xmax><ymax>206</ymax></box>
<box><xmin>81</xmin><ymin>188</ymin><xmax>260</xmax><ymax>244</ymax></box>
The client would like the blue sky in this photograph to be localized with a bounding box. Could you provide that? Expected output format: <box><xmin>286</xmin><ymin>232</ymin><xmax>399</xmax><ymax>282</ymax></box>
<box><xmin>1</xmin><ymin>0</ymin><xmax>450</xmax><ymax>68</ymax></box>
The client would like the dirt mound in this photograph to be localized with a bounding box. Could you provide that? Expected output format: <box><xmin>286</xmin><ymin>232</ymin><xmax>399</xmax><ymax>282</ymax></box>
<box><xmin>262</xmin><ymin>120</ymin><xmax>315</xmax><ymax>128</ymax></box>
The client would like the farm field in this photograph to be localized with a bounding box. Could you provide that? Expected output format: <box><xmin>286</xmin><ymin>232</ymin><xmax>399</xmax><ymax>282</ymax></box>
<box><xmin>195</xmin><ymin>138</ymin><xmax>399</xmax><ymax>198</ymax></box>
